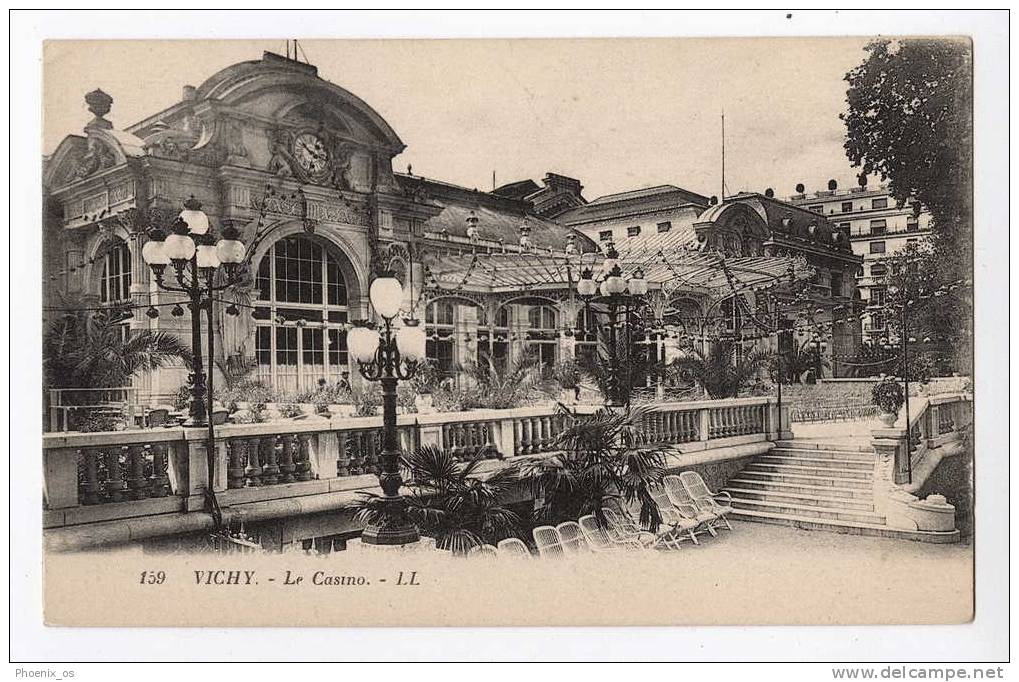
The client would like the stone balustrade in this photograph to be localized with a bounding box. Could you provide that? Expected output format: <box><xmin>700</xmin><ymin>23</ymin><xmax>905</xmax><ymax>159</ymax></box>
<box><xmin>43</xmin><ymin>396</ymin><xmax>786</xmax><ymax>531</ymax></box>
<box><xmin>870</xmin><ymin>392</ymin><xmax>973</xmax><ymax>486</ymax></box>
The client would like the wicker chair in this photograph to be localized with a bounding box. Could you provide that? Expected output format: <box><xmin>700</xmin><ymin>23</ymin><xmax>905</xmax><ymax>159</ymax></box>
<box><xmin>664</xmin><ymin>474</ymin><xmax>722</xmax><ymax>536</ymax></box>
<box><xmin>496</xmin><ymin>537</ymin><xmax>532</xmax><ymax>559</ymax></box>
<box><xmin>467</xmin><ymin>544</ymin><xmax>499</xmax><ymax>559</ymax></box>
<box><xmin>679</xmin><ymin>471</ymin><xmax>734</xmax><ymax>530</ymax></box>
<box><xmin>602</xmin><ymin>508</ymin><xmax>658</xmax><ymax>549</ymax></box>
<box><xmin>648</xmin><ymin>485</ymin><xmax>703</xmax><ymax>546</ymax></box>
<box><xmin>578</xmin><ymin>515</ymin><xmax>644</xmax><ymax>552</ymax></box>
<box><xmin>555</xmin><ymin>521</ymin><xmax>590</xmax><ymax>555</ymax></box>
<box><xmin>532</xmin><ymin>525</ymin><xmax>568</xmax><ymax>560</ymax></box>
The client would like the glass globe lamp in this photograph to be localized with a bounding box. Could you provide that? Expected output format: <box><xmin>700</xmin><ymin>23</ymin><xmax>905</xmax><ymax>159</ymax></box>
<box><xmin>396</xmin><ymin>319</ymin><xmax>427</xmax><ymax>363</ymax></box>
<box><xmin>370</xmin><ymin>272</ymin><xmax>404</xmax><ymax>320</ymax></box>
<box><xmin>348</xmin><ymin>323</ymin><xmax>378</xmax><ymax>364</ymax></box>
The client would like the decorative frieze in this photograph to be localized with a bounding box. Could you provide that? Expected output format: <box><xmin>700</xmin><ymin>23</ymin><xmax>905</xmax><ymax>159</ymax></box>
<box><xmin>109</xmin><ymin>181</ymin><xmax>135</xmax><ymax>206</ymax></box>
<box><xmin>82</xmin><ymin>191</ymin><xmax>109</xmax><ymax>216</ymax></box>
<box><xmin>248</xmin><ymin>189</ymin><xmax>368</xmax><ymax>227</ymax></box>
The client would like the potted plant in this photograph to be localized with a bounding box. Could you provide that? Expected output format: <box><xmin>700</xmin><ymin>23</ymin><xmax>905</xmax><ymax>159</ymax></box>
<box><xmin>410</xmin><ymin>360</ymin><xmax>441</xmax><ymax>414</ymax></box>
<box><xmin>552</xmin><ymin>359</ymin><xmax>582</xmax><ymax>404</ymax></box>
<box><xmin>872</xmin><ymin>376</ymin><xmax>905</xmax><ymax>426</ymax></box>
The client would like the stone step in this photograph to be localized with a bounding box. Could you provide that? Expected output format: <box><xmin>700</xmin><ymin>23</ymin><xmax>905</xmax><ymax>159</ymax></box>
<box><xmin>727</xmin><ymin>477</ymin><xmax>873</xmax><ymax>500</ymax></box>
<box><xmin>724</xmin><ymin>486</ymin><xmax>876</xmax><ymax>512</ymax></box>
<box><xmin>758</xmin><ymin>454</ymin><xmax>876</xmax><ymax>471</ymax></box>
<box><xmin>774</xmin><ymin>440</ymin><xmax>873</xmax><ymax>453</ymax></box>
<box><xmin>729</xmin><ymin>508</ymin><xmax>961</xmax><ymax>543</ymax></box>
<box><xmin>769</xmin><ymin>447</ymin><xmax>876</xmax><ymax>462</ymax></box>
<box><xmin>729</xmin><ymin>497</ymin><xmax>886</xmax><ymax>525</ymax></box>
<box><xmin>736</xmin><ymin>469</ymin><xmax>874</xmax><ymax>490</ymax></box>
<box><xmin>745</xmin><ymin>462</ymin><xmax>874</xmax><ymax>481</ymax></box>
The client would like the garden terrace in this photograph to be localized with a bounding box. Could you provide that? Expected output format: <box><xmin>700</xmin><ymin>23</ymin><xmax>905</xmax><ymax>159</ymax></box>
<box><xmin>43</xmin><ymin>397</ymin><xmax>787</xmax><ymax>551</ymax></box>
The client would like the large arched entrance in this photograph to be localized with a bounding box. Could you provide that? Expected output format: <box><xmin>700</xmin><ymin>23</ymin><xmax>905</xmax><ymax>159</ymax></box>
<box><xmin>252</xmin><ymin>232</ymin><xmax>359</xmax><ymax>394</ymax></box>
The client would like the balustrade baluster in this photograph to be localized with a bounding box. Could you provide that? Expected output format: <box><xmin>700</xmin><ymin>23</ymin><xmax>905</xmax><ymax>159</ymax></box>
<box><xmin>513</xmin><ymin>418</ymin><xmax>523</xmax><ymax>456</ymax></box>
<box><xmin>520</xmin><ymin>418</ymin><xmax>532</xmax><ymax>455</ymax></box>
<box><xmin>126</xmin><ymin>444</ymin><xmax>149</xmax><ymax>500</ymax></box>
<box><xmin>227</xmin><ymin>438</ymin><xmax>246</xmax><ymax>489</ymax></box>
<box><xmin>261</xmin><ymin>435</ymin><xmax>279</xmax><ymax>485</ymax></box>
<box><xmin>296</xmin><ymin>433</ymin><xmax>313</xmax><ymax>481</ymax></box>
<box><xmin>279</xmin><ymin>435</ymin><xmax>296</xmax><ymax>482</ymax></box>
<box><xmin>539</xmin><ymin>417</ymin><xmax>550</xmax><ymax>452</ymax></box>
<box><xmin>81</xmin><ymin>447</ymin><xmax>102</xmax><ymax>505</ymax></box>
<box><xmin>244</xmin><ymin>436</ymin><xmax>263</xmax><ymax>487</ymax></box>
<box><xmin>149</xmin><ymin>443</ymin><xmax>170</xmax><ymax>497</ymax></box>
<box><xmin>105</xmin><ymin>446</ymin><xmax>127</xmax><ymax>502</ymax></box>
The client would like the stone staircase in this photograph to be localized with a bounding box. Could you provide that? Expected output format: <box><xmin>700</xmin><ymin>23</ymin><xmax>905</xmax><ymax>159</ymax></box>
<box><xmin>725</xmin><ymin>440</ymin><xmax>896</xmax><ymax>537</ymax></box>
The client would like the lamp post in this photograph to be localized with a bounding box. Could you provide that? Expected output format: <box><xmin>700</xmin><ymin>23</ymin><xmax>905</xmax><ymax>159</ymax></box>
<box><xmin>888</xmin><ymin>283</ymin><xmax>912</xmax><ymax>483</ymax></box>
<box><xmin>347</xmin><ymin>271</ymin><xmax>426</xmax><ymax>546</ymax></box>
<box><xmin>576</xmin><ymin>242</ymin><xmax>648</xmax><ymax>408</ymax></box>
<box><xmin>141</xmin><ymin>197</ymin><xmax>247</xmax><ymax>426</ymax></box>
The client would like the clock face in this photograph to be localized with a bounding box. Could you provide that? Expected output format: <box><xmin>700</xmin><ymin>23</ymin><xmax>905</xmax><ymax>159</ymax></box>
<box><xmin>293</xmin><ymin>133</ymin><xmax>329</xmax><ymax>175</ymax></box>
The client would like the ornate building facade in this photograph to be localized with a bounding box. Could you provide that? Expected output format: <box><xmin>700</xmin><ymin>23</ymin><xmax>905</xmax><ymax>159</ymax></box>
<box><xmin>43</xmin><ymin>50</ymin><xmax>861</xmax><ymax>403</ymax></box>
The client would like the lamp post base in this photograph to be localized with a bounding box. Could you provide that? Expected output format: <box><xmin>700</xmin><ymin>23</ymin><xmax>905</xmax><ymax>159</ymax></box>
<box><xmin>359</xmin><ymin>497</ymin><xmax>421</xmax><ymax>546</ymax></box>
<box><xmin>360</xmin><ymin>523</ymin><xmax>421</xmax><ymax>546</ymax></box>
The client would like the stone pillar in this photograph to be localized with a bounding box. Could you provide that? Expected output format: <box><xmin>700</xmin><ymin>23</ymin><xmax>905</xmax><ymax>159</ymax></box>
<box><xmin>458</xmin><ymin>304</ymin><xmax>479</xmax><ymax>369</ymax></box>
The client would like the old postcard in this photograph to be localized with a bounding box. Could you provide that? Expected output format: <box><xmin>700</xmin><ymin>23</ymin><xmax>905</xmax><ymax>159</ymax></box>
<box><xmin>37</xmin><ymin>31</ymin><xmax>981</xmax><ymax>635</ymax></box>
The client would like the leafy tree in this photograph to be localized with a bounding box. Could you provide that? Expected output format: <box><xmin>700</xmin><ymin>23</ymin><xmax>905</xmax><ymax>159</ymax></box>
<box><xmin>842</xmin><ymin>38</ymin><xmax>973</xmax><ymax>371</ymax></box>
<box><xmin>350</xmin><ymin>445</ymin><xmax>521</xmax><ymax>555</ymax></box>
<box><xmin>669</xmin><ymin>343</ymin><xmax>773</xmax><ymax>398</ymax></box>
<box><xmin>516</xmin><ymin>404</ymin><xmax>669</xmax><ymax>531</ymax></box>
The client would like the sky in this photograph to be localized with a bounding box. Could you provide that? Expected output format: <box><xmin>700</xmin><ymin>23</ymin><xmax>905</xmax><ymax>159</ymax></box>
<box><xmin>44</xmin><ymin>37</ymin><xmax>873</xmax><ymax>201</ymax></box>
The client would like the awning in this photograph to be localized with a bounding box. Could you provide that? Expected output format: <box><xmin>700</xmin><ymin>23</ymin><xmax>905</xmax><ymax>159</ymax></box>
<box><xmin>423</xmin><ymin>248</ymin><xmax>813</xmax><ymax>298</ymax></box>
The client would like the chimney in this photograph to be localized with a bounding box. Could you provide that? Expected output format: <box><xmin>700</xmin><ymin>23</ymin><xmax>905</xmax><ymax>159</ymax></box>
<box><xmin>543</xmin><ymin>172</ymin><xmax>583</xmax><ymax>196</ymax></box>
<box><xmin>182</xmin><ymin>85</ymin><xmax>197</xmax><ymax>101</ymax></box>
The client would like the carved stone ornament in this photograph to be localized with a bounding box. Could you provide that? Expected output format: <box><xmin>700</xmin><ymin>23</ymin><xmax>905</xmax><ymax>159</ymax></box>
<box><xmin>73</xmin><ymin>136</ymin><xmax>118</xmax><ymax>179</ymax></box>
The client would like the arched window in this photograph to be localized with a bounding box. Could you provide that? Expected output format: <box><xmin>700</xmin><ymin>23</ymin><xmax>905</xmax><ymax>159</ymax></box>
<box><xmin>477</xmin><ymin>304</ymin><xmax>511</xmax><ymax>368</ymax></box>
<box><xmin>253</xmin><ymin>235</ymin><xmax>350</xmax><ymax>394</ymax></box>
<box><xmin>425</xmin><ymin>299</ymin><xmax>457</xmax><ymax>376</ymax></box>
<box><xmin>99</xmin><ymin>239</ymin><xmax>132</xmax><ymax>304</ymax></box>
<box><xmin>528</xmin><ymin>305</ymin><xmax>557</xmax><ymax>330</ymax></box>
<box><xmin>525</xmin><ymin>304</ymin><xmax>558</xmax><ymax>368</ymax></box>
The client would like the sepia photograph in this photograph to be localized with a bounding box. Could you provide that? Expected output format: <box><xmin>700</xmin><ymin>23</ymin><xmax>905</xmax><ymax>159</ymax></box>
<box><xmin>10</xmin><ymin>8</ymin><xmax>1009</xmax><ymax>668</ymax></box>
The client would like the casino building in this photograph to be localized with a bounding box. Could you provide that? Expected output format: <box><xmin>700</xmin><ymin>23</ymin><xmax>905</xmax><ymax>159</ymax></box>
<box><xmin>43</xmin><ymin>50</ymin><xmax>861</xmax><ymax>402</ymax></box>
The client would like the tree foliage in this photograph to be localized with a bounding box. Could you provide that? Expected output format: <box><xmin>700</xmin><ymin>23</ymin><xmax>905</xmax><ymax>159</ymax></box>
<box><xmin>669</xmin><ymin>343</ymin><xmax>773</xmax><ymax>398</ymax></box>
<box><xmin>43</xmin><ymin>296</ymin><xmax>193</xmax><ymax>390</ymax></box>
<box><xmin>842</xmin><ymin>38</ymin><xmax>973</xmax><ymax>371</ymax></box>
<box><xmin>350</xmin><ymin>445</ymin><xmax>521</xmax><ymax>555</ymax></box>
<box><xmin>515</xmin><ymin>404</ymin><xmax>669</xmax><ymax>532</ymax></box>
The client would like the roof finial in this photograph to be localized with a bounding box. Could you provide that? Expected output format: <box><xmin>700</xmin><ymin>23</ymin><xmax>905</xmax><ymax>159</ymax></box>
<box><xmin>84</xmin><ymin>89</ymin><xmax>113</xmax><ymax>130</ymax></box>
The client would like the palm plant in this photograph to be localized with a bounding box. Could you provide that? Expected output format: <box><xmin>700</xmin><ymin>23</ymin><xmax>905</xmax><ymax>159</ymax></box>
<box><xmin>669</xmin><ymin>342</ymin><xmax>773</xmax><ymax>399</ymax></box>
<box><xmin>773</xmin><ymin>341</ymin><xmax>831</xmax><ymax>384</ymax></box>
<box><xmin>44</xmin><ymin>297</ymin><xmax>192</xmax><ymax>390</ymax></box>
<box><xmin>516</xmin><ymin>404</ymin><xmax>669</xmax><ymax>532</ymax></box>
<box><xmin>349</xmin><ymin>445</ymin><xmax>521</xmax><ymax>555</ymax></box>
<box><xmin>577</xmin><ymin>334</ymin><xmax>665</xmax><ymax>405</ymax></box>
<box><xmin>459</xmin><ymin>354</ymin><xmax>549</xmax><ymax>409</ymax></box>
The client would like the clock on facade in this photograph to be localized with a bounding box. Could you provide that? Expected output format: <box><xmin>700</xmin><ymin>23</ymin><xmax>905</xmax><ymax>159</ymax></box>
<box><xmin>293</xmin><ymin>132</ymin><xmax>329</xmax><ymax>175</ymax></box>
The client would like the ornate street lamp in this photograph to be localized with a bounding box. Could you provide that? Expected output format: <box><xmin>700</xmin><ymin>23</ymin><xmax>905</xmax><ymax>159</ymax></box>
<box><xmin>575</xmin><ymin>242</ymin><xmax>649</xmax><ymax>408</ymax></box>
<box><xmin>888</xmin><ymin>283</ymin><xmax>913</xmax><ymax>482</ymax></box>
<box><xmin>349</xmin><ymin>271</ymin><xmax>426</xmax><ymax>546</ymax></box>
<box><xmin>141</xmin><ymin>197</ymin><xmax>247</xmax><ymax>427</ymax></box>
